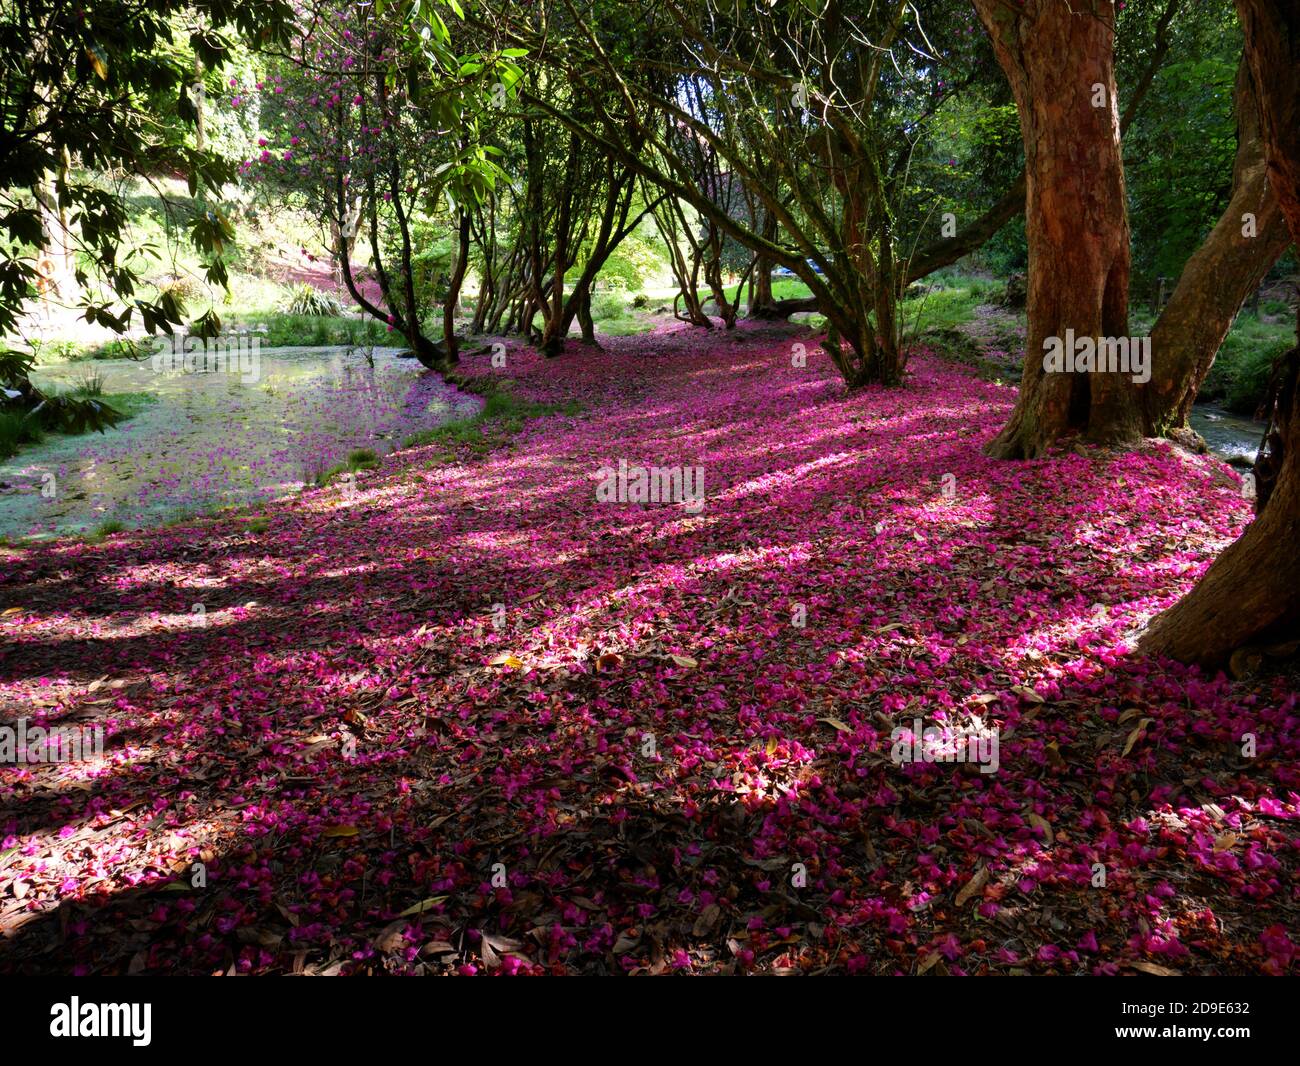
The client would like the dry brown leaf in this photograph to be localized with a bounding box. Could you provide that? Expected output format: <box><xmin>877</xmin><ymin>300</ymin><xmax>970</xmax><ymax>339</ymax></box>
<box><xmin>1026</xmin><ymin>813</ymin><xmax>1054</xmax><ymax>844</ymax></box>
<box><xmin>1121</xmin><ymin>718</ymin><xmax>1153</xmax><ymax>757</ymax></box>
<box><xmin>398</xmin><ymin>896</ymin><xmax>448</xmax><ymax>917</ymax></box>
<box><xmin>955</xmin><ymin>865</ymin><xmax>989</xmax><ymax>907</ymax></box>
<box><xmin>1129</xmin><ymin>961</ymin><xmax>1180</xmax><ymax>976</ymax></box>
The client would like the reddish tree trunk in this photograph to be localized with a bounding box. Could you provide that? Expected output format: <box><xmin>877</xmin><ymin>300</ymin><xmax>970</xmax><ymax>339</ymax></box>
<box><xmin>974</xmin><ymin>0</ymin><xmax>1139</xmax><ymax>459</ymax></box>
<box><xmin>1141</xmin><ymin>0</ymin><xmax>1300</xmax><ymax>666</ymax></box>
<box><xmin>1144</xmin><ymin>56</ymin><xmax>1292</xmax><ymax>433</ymax></box>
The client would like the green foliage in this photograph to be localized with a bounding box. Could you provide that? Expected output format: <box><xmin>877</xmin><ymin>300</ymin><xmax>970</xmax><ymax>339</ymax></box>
<box><xmin>316</xmin><ymin>447</ymin><xmax>382</xmax><ymax>486</ymax></box>
<box><xmin>0</xmin><ymin>411</ymin><xmax>45</xmax><ymax>458</ymax></box>
<box><xmin>0</xmin><ymin>0</ymin><xmax>294</xmax><ymax>430</ymax></box>
<box><xmin>902</xmin><ymin>275</ymin><xmax>1000</xmax><ymax>335</ymax></box>
<box><xmin>1122</xmin><ymin>10</ymin><xmax>1240</xmax><ymax>286</ymax></box>
<box><xmin>283</xmin><ymin>283</ymin><xmax>344</xmax><ymax>317</ymax></box>
<box><xmin>1201</xmin><ymin>315</ymin><xmax>1297</xmax><ymax>414</ymax></box>
<box><xmin>593</xmin><ymin>228</ymin><xmax>665</xmax><ymax>291</ymax></box>
<box><xmin>83</xmin><ymin>337</ymin><xmax>154</xmax><ymax>362</ymax></box>
<box><xmin>69</xmin><ymin>371</ymin><xmax>106</xmax><ymax>397</ymax></box>
<box><xmin>587</xmin><ymin>292</ymin><xmax>652</xmax><ymax>336</ymax></box>
<box><xmin>402</xmin><ymin>381</ymin><xmax>580</xmax><ymax>455</ymax></box>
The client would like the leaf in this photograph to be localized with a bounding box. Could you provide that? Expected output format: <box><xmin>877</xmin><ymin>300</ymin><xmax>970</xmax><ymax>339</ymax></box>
<box><xmin>397</xmin><ymin>896</ymin><xmax>448</xmax><ymax>917</ymax></box>
<box><xmin>596</xmin><ymin>652</ymin><xmax>622</xmax><ymax>672</ymax></box>
<box><xmin>1129</xmin><ymin>961</ymin><xmax>1180</xmax><ymax>976</ymax></box>
<box><xmin>819</xmin><ymin>716</ymin><xmax>853</xmax><ymax>733</ymax></box>
<box><xmin>669</xmin><ymin>654</ymin><xmax>698</xmax><ymax>668</ymax></box>
<box><xmin>1011</xmin><ymin>685</ymin><xmax>1044</xmax><ymax>703</ymax></box>
<box><xmin>1026</xmin><ymin>813</ymin><xmax>1054</xmax><ymax>844</ymax></box>
<box><xmin>1</xmin><ymin>607</ymin><xmax>23</xmax><ymax>617</ymax></box>
<box><xmin>322</xmin><ymin>825</ymin><xmax>359</xmax><ymax>838</ymax></box>
<box><xmin>692</xmin><ymin>904</ymin><xmax>721</xmax><ymax>938</ymax></box>
<box><xmin>85</xmin><ymin>45</ymin><xmax>109</xmax><ymax>80</ymax></box>
<box><xmin>955</xmin><ymin>865</ymin><xmax>989</xmax><ymax>906</ymax></box>
<box><xmin>489</xmin><ymin>652</ymin><xmax>524</xmax><ymax>668</ymax></box>
<box><xmin>1121</xmin><ymin>718</ymin><xmax>1153</xmax><ymax>757</ymax></box>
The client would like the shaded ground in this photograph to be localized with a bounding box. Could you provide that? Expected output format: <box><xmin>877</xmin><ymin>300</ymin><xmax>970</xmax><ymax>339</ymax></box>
<box><xmin>0</xmin><ymin>321</ymin><xmax>1296</xmax><ymax>975</ymax></box>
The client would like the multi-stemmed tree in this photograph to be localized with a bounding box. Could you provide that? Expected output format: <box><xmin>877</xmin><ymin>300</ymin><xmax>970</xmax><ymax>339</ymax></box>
<box><xmin>248</xmin><ymin>0</ymin><xmax>517</xmax><ymax>371</ymax></box>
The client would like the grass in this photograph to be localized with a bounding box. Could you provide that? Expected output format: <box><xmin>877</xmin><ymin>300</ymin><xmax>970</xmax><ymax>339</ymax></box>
<box><xmin>589</xmin><ymin>291</ymin><xmax>656</xmax><ymax>336</ymax></box>
<box><xmin>315</xmin><ymin>447</ymin><xmax>383</xmax><ymax>487</ymax></box>
<box><xmin>902</xmin><ymin>274</ymin><xmax>1004</xmax><ymax>335</ymax></box>
<box><xmin>401</xmin><ymin>379</ymin><xmax>582</xmax><ymax>459</ymax></box>
<box><xmin>222</xmin><ymin>312</ymin><xmax>390</xmax><ymax>349</ymax></box>
<box><xmin>101</xmin><ymin>392</ymin><xmax>157</xmax><ymax>419</ymax></box>
<box><xmin>68</xmin><ymin>371</ymin><xmax>105</xmax><ymax>397</ymax></box>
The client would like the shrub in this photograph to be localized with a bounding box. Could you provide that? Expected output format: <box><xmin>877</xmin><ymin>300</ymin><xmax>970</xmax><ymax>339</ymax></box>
<box><xmin>0</xmin><ymin>410</ymin><xmax>44</xmax><ymax>458</ymax></box>
<box><xmin>69</xmin><ymin>371</ymin><xmax>106</xmax><ymax>397</ymax></box>
<box><xmin>283</xmin><ymin>282</ymin><xmax>343</xmax><ymax>317</ymax></box>
<box><xmin>155</xmin><ymin>274</ymin><xmax>203</xmax><ymax>308</ymax></box>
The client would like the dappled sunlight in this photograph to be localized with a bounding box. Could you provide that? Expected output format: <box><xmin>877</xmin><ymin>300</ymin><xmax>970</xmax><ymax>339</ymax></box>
<box><xmin>2</xmin><ymin>325</ymin><xmax>1293</xmax><ymax>980</ymax></box>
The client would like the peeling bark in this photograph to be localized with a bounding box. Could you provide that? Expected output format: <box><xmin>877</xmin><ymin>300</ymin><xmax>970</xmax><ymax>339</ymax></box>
<box><xmin>974</xmin><ymin>0</ymin><xmax>1139</xmax><ymax>459</ymax></box>
<box><xmin>1144</xmin><ymin>56</ymin><xmax>1292</xmax><ymax>433</ymax></box>
<box><xmin>1141</xmin><ymin>0</ymin><xmax>1300</xmax><ymax>666</ymax></box>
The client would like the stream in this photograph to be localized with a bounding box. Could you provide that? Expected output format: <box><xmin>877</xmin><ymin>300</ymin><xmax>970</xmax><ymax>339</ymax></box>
<box><xmin>1189</xmin><ymin>404</ymin><xmax>1267</xmax><ymax>469</ymax></box>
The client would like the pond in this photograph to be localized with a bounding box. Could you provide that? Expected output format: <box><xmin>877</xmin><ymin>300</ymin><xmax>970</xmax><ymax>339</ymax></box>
<box><xmin>0</xmin><ymin>344</ymin><xmax>479</xmax><ymax>539</ymax></box>
<box><xmin>1189</xmin><ymin>404</ymin><xmax>1268</xmax><ymax>469</ymax></box>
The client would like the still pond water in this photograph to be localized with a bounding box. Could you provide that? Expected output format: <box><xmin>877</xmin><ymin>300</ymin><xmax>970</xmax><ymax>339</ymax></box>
<box><xmin>1</xmin><ymin>345</ymin><xmax>478</xmax><ymax>539</ymax></box>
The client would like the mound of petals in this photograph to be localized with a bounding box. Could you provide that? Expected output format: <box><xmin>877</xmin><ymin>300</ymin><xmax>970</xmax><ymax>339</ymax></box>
<box><xmin>1</xmin><ymin>321</ymin><xmax>1296</xmax><ymax>975</ymax></box>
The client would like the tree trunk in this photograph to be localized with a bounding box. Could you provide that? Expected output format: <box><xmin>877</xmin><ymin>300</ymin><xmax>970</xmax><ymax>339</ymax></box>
<box><xmin>1141</xmin><ymin>0</ymin><xmax>1300</xmax><ymax>666</ymax></box>
<box><xmin>1144</xmin><ymin>56</ymin><xmax>1293</xmax><ymax>433</ymax></box>
<box><xmin>748</xmin><ymin>206</ymin><xmax>778</xmax><ymax>315</ymax></box>
<box><xmin>576</xmin><ymin>283</ymin><xmax>596</xmax><ymax>343</ymax></box>
<box><xmin>443</xmin><ymin>209</ymin><xmax>470</xmax><ymax>361</ymax></box>
<box><xmin>974</xmin><ymin>0</ymin><xmax>1139</xmax><ymax>459</ymax></box>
